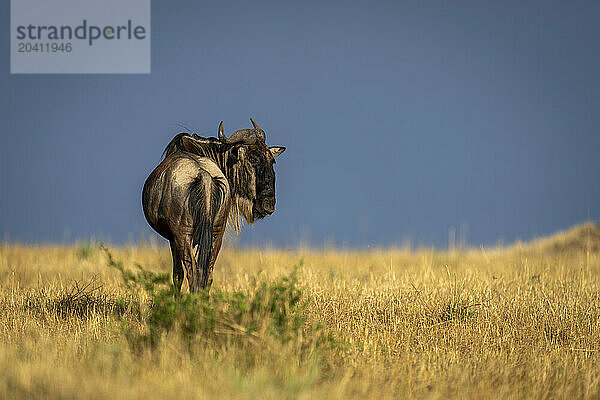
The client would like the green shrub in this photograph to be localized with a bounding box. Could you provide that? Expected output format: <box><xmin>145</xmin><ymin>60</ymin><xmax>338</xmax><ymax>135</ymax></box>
<box><xmin>99</xmin><ymin>244</ymin><xmax>333</xmax><ymax>356</ymax></box>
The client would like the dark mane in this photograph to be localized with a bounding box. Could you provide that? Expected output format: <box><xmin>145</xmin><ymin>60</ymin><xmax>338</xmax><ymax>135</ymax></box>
<box><xmin>162</xmin><ymin>133</ymin><xmax>224</xmax><ymax>159</ymax></box>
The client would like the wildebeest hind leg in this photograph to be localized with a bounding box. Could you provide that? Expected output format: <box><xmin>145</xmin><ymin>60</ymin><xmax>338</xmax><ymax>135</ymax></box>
<box><xmin>175</xmin><ymin>235</ymin><xmax>197</xmax><ymax>292</ymax></box>
<box><xmin>169</xmin><ymin>240</ymin><xmax>184</xmax><ymax>292</ymax></box>
<box><xmin>205</xmin><ymin>200</ymin><xmax>229</xmax><ymax>289</ymax></box>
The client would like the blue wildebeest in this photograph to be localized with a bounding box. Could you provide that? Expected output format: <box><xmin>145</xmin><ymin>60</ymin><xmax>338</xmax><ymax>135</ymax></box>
<box><xmin>142</xmin><ymin>119</ymin><xmax>285</xmax><ymax>291</ymax></box>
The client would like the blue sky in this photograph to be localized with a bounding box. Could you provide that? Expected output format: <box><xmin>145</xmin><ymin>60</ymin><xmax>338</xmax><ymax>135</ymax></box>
<box><xmin>1</xmin><ymin>0</ymin><xmax>599</xmax><ymax>247</ymax></box>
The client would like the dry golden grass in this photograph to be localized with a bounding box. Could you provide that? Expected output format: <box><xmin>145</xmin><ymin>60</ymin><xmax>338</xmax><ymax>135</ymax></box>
<box><xmin>1</xmin><ymin>224</ymin><xmax>599</xmax><ymax>399</ymax></box>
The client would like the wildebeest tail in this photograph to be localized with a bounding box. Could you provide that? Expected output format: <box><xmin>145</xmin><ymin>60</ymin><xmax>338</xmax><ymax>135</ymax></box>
<box><xmin>189</xmin><ymin>178</ymin><xmax>225</xmax><ymax>289</ymax></box>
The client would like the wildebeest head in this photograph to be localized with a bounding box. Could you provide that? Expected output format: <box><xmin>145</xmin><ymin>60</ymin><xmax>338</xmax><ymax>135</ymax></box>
<box><xmin>218</xmin><ymin>119</ymin><xmax>285</xmax><ymax>224</ymax></box>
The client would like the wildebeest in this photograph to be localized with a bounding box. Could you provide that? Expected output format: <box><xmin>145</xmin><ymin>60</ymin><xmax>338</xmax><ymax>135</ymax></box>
<box><xmin>142</xmin><ymin>118</ymin><xmax>285</xmax><ymax>292</ymax></box>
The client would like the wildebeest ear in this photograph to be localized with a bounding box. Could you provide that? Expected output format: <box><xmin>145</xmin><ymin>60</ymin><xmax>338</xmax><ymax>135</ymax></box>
<box><xmin>269</xmin><ymin>146</ymin><xmax>286</xmax><ymax>157</ymax></box>
<box><xmin>227</xmin><ymin>145</ymin><xmax>246</xmax><ymax>168</ymax></box>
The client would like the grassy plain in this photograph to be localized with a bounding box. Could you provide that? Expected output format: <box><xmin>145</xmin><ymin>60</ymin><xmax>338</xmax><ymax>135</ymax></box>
<box><xmin>0</xmin><ymin>223</ymin><xmax>599</xmax><ymax>399</ymax></box>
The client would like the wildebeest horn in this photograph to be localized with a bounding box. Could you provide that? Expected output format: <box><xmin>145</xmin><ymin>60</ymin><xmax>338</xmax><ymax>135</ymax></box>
<box><xmin>250</xmin><ymin>118</ymin><xmax>266</xmax><ymax>143</ymax></box>
<box><xmin>217</xmin><ymin>121</ymin><xmax>228</xmax><ymax>142</ymax></box>
<box><xmin>217</xmin><ymin>118</ymin><xmax>266</xmax><ymax>144</ymax></box>
<box><xmin>221</xmin><ymin>118</ymin><xmax>265</xmax><ymax>144</ymax></box>
<box><xmin>250</xmin><ymin>118</ymin><xmax>261</xmax><ymax>131</ymax></box>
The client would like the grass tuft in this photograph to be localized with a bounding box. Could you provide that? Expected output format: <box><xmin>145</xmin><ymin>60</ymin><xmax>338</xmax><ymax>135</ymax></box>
<box><xmin>76</xmin><ymin>242</ymin><xmax>97</xmax><ymax>260</ymax></box>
